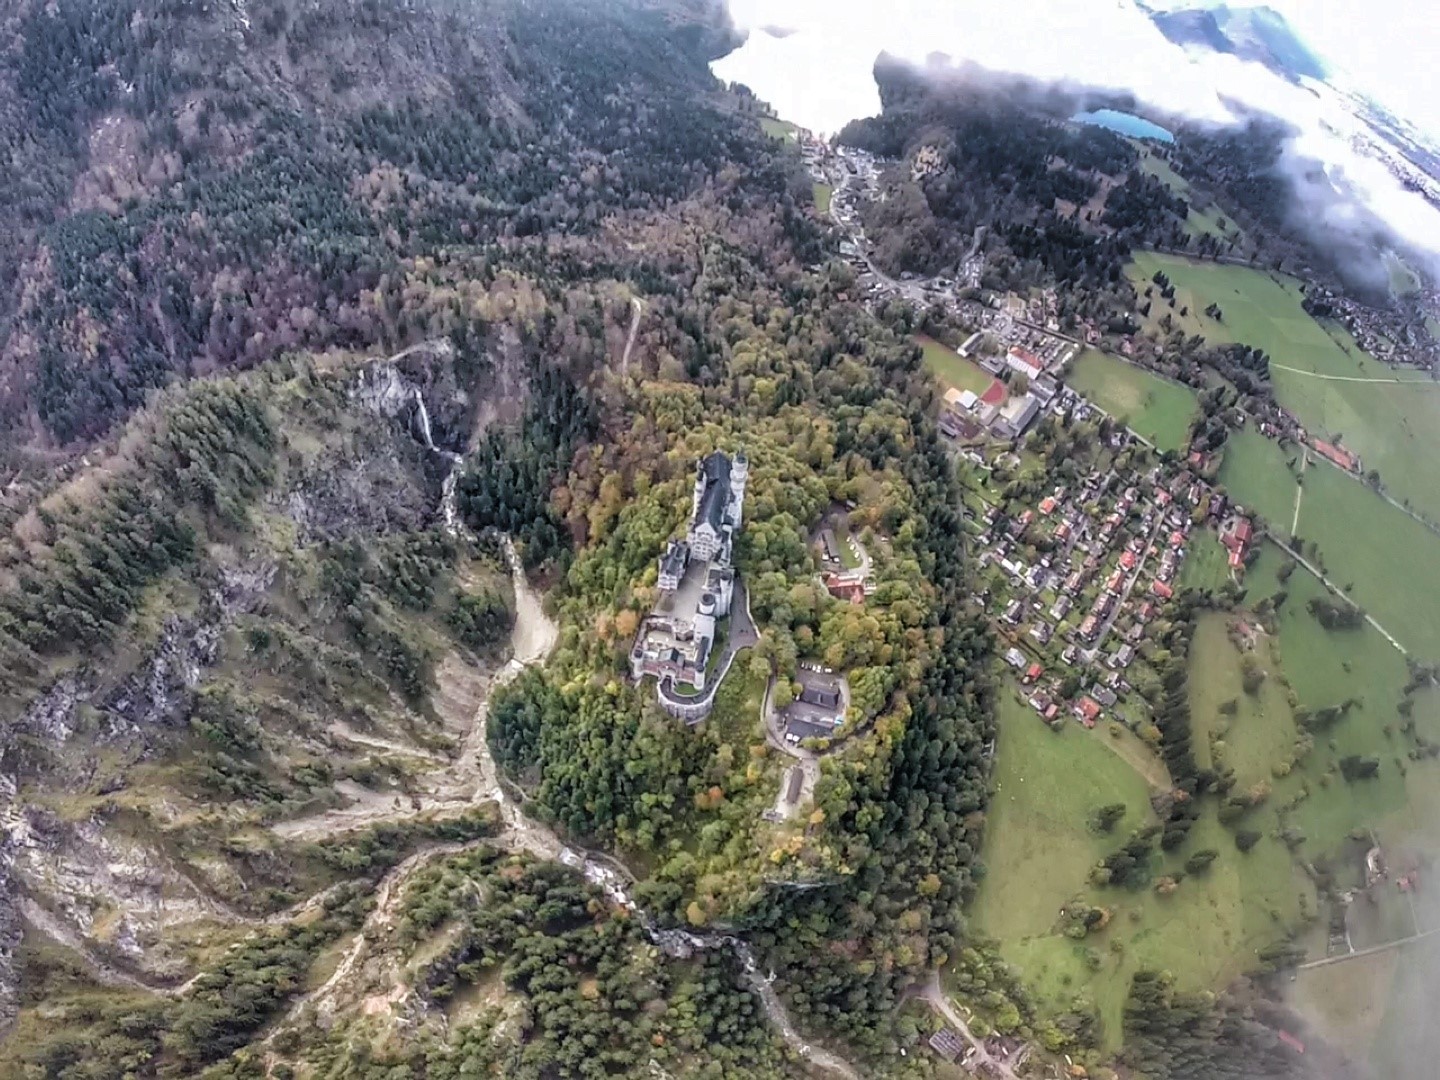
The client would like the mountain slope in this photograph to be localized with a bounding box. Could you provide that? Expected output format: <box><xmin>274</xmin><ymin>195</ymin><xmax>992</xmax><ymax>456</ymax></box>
<box><xmin>1146</xmin><ymin>3</ymin><xmax>1328</xmax><ymax>81</ymax></box>
<box><xmin>0</xmin><ymin>0</ymin><xmax>740</xmax><ymax>453</ymax></box>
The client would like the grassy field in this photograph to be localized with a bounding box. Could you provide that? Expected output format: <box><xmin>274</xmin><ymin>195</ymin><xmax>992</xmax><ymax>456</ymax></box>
<box><xmin>1188</xmin><ymin>613</ymin><xmax>1298</xmax><ymax>788</ymax></box>
<box><xmin>760</xmin><ymin>116</ymin><xmax>797</xmax><ymax>143</ymax></box>
<box><xmin>1385</xmin><ymin>252</ymin><xmax>1422</xmax><ymax>298</ymax></box>
<box><xmin>812</xmin><ymin>182</ymin><xmax>833</xmax><ymax>215</ymax></box>
<box><xmin>1137</xmin><ymin>150</ymin><xmax>1189</xmax><ymax>197</ymax></box>
<box><xmin>1290</xmin><ymin>461</ymin><xmax>1440</xmax><ymax>660</ymax></box>
<box><xmin>1066</xmin><ymin>348</ymin><xmax>1198</xmax><ymax>451</ymax></box>
<box><xmin>1218</xmin><ymin>427</ymin><xmax>1301</xmax><ymax>532</ymax></box>
<box><xmin>1246</xmin><ymin>544</ymin><xmax>1440</xmax><ymax>853</ymax></box>
<box><xmin>1244</xmin><ymin>545</ymin><xmax>1440</xmax><ymax>1080</ymax></box>
<box><xmin>1178</xmin><ymin>528</ymin><xmax>1232</xmax><ymax>593</ymax></box>
<box><xmin>970</xmin><ymin>689</ymin><xmax>1311</xmax><ymax>1050</ymax></box>
<box><xmin>917</xmin><ymin>334</ymin><xmax>995</xmax><ymax>395</ymax></box>
<box><xmin>1128</xmin><ymin>251</ymin><xmax>1440</xmax><ymax>522</ymax></box>
<box><xmin>1134</xmin><ymin>152</ymin><xmax>1243</xmax><ymax>244</ymax></box>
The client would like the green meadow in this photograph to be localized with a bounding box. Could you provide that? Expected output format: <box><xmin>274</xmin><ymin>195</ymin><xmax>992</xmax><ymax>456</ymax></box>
<box><xmin>1067</xmin><ymin>348</ymin><xmax>1199</xmax><ymax>451</ymax></box>
<box><xmin>917</xmin><ymin>334</ymin><xmax>996</xmax><ymax>395</ymax></box>
<box><xmin>970</xmin><ymin>689</ymin><xmax>1310</xmax><ymax>1051</ymax></box>
<box><xmin>1218</xmin><ymin>427</ymin><xmax>1300</xmax><ymax>532</ymax></box>
<box><xmin>1178</xmin><ymin>527</ymin><xmax>1231</xmax><ymax>593</ymax></box>
<box><xmin>1134</xmin><ymin>151</ymin><xmax>1244</xmax><ymax>244</ymax></box>
<box><xmin>1128</xmin><ymin>251</ymin><xmax>1440</xmax><ymax>522</ymax></box>
<box><xmin>760</xmin><ymin>116</ymin><xmax>797</xmax><ymax>142</ymax></box>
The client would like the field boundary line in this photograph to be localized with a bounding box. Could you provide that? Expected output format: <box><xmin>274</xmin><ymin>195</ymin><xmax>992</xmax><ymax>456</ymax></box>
<box><xmin>1264</xmin><ymin>534</ymin><xmax>1408</xmax><ymax>656</ymax></box>
<box><xmin>1296</xmin><ymin>925</ymin><xmax>1440</xmax><ymax>971</ymax></box>
<box><xmin>1270</xmin><ymin>363</ymin><xmax>1439</xmax><ymax>385</ymax></box>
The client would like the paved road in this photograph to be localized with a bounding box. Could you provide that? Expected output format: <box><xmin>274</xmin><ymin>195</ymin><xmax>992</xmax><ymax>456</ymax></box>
<box><xmin>1297</xmin><ymin>925</ymin><xmax>1440</xmax><ymax>971</ymax></box>
<box><xmin>1085</xmin><ymin>513</ymin><xmax>1165</xmax><ymax>663</ymax></box>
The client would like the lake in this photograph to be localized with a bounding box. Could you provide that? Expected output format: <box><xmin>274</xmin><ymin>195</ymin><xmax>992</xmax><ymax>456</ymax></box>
<box><xmin>1072</xmin><ymin>108</ymin><xmax>1175</xmax><ymax>143</ymax></box>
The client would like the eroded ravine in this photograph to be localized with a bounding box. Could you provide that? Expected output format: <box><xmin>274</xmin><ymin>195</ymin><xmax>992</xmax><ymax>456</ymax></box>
<box><xmin>267</xmin><ymin>533</ymin><xmax>862</xmax><ymax>1078</ymax></box>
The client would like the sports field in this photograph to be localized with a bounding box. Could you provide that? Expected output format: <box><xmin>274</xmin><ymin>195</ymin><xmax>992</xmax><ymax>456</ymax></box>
<box><xmin>1067</xmin><ymin>348</ymin><xmax>1198</xmax><ymax>451</ymax></box>
<box><xmin>812</xmin><ymin>182</ymin><xmax>832</xmax><ymax>214</ymax></box>
<box><xmin>1129</xmin><ymin>252</ymin><xmax>1440</xmax><ymax>522</ymax></box>
<box><xmin>917</xmin><ymin>334</ymin><xmax>995</xmax><ymax>395</ymax></box>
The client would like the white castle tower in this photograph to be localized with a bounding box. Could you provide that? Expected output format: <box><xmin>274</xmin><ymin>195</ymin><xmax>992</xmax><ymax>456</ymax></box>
<box><xmin>730</xmin><ymin>449</ymin><xmax>749</xmax><ymax>530</ymax></box>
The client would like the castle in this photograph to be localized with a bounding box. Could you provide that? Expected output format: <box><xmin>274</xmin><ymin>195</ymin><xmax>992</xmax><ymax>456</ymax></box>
<box><xmin>630</xmin><ymin>450</ymin><xmax>748</xmax><ymax>717</ymax></box>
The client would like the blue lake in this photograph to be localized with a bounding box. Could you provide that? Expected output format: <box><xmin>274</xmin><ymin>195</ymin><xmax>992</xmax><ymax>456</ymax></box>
<box><xmin>1071</xmin><ymin>109</ymin><xmax>1175</xmax><ymax>143</ymax></box>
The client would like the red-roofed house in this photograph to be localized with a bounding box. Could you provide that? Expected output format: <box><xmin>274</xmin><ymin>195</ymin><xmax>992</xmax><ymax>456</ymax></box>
<box><xmin>1119</xmin><ymin>551</ymin><xmax>1137</xmax><ymax>571</ymax></box>
<box><xmin>1006</xmin><ymin>347</ymin><xmax>1045</xmax><ymax>381</ymax></box>
<box><xmin>1170</xmin><ymin>530</ymin><xmax>1185</xmax><ymax>548</ymax></box>
<box><xmin>1024</xmin><ymin>663</ymin><xmax>1044</xmax><ymax>684</ymax></box>
<box><xmin>1220</xmin><ymin>515</ymin><xmax>1254</xmax><ymax>571</ymax></box>
<box><xmin>1039</xmin><ymin>496</ymin><xmax>1057</xmax><ymax>516</ymax></box>
<box><xmin>1313</xmin><ymin>438</ymin><xmax>1358</xmax><ymax>472</ymax></box>
<box><xmin>823</xmin><ymin>572</ymin><xmax>866</xmax><ymax>605</ymax></box>
<box><xmin>1151</xmin><ymin>580</ymin><xmax>1174</xmax><ymax>600</ymax></box>
<box><xmin>1074</xmin><ymin>697</ymin><xmax>1102</xmax><ymax>727</ymax></box>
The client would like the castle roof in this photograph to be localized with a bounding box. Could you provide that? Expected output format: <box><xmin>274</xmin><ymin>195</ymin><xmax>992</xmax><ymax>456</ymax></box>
<box><xmin>696</xmin><ymin>452</ymin><xmax>732</xmax><ymax>533</ymax></box>
<box><xmin>660</xmin><ymin>540</ymin><xmax>689</xmax><ymax>579</ymax></box>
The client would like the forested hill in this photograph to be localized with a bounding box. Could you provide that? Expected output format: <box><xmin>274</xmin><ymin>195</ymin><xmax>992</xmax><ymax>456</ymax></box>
<box><xmin>0</xmin><ymin>0</ymin><xmax>740</xmax><ymax>452</ymax></box>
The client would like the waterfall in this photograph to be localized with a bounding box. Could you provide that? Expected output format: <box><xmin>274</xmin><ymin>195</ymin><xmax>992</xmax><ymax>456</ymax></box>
<box><xmin>411</xmin><ymin>387</ymin><xmax>463</xmax><ymax>535</ymax></box>
<box><xmin>413</xmin><ymin>389</ymin><xmax>435</xmax><ymax>451</ymax></box>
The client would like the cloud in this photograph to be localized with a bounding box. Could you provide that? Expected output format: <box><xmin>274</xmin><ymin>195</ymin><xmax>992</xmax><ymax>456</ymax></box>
<box><xmin>711</xmin><ymin>0</ymin><xmax>1440</xmax><ymax>276</ymax></box>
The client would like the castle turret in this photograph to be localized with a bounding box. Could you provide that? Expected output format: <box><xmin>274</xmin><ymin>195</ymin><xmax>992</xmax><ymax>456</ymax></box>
<box><xmin>730</xmin><ymin>449</ymin><xmax>749</xmax><ymax>530</ymax></box>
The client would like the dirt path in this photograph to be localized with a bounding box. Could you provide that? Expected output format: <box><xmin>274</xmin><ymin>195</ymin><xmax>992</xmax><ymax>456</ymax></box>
<box><xmin>36</xmin><ymin>535</ymin><xmax>858</xmax><ymax>1078</ymax></box>
<box><xmin>264</xmin><ymin>540</ymin><xmax>860</xmax><ymax>1076</ymax></box>
<box><xmin>1270</xmin><ymin>363</ymin><xmax>1438</xmax><ymax>385</ymax></box>
<box><xmin>1290</xmin><ymin>450</ymin><xmax>1307</xmax><ymax>537</ymax></box>
<box><xmin>1089</xmin><ymin>727</ymin><xmax>1170</xmax><ymax>789</ymax></box>
<box><xmin>620</xmin><ymin>297</ymin><xmax>644</xmax><ymax>374</ymax></box>
<box><xmin>922</xmin><ymin>970</ymin><xmax>1021</xmax><ymax>1080</ymax></box>
<box><xmin>1266</xmin><ymin>534</ymin><xmax>1408</xmax><ymax>655</ymax></box>
<box><xmin>1297</xmin><ymin>925</ymin><xmax>1440</xmax><ymax>971</ymax></box>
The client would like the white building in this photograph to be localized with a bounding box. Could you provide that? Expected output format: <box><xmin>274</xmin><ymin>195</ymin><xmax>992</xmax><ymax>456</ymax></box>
<box><xmin>688</xmin><ymin>450</ymin><xmax>748</xmax><ymax>562</ymax></box>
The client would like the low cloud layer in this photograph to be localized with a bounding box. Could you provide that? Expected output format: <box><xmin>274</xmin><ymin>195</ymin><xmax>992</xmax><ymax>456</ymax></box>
<box><xmin>712</xmin><ymin>0</ymin><xmax>1440</xmax><ymax>278</ymax></box>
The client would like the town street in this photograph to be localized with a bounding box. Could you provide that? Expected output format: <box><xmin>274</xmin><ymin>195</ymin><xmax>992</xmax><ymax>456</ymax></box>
<box><xmin>1084</xmin><ymin>512</ymin><xmax>1166</xmax><ymax>663</ymax></box>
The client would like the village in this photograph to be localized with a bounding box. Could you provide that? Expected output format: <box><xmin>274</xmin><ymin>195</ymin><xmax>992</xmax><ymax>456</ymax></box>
<box><xmin>801</xmin><ymin>131</ymin><xmax>1265</xmax><ymax>747</ymax></box>
<box><xmin>964</xmin><ymin>420</ymin><xmax>1253</xmax><ymax>734</ymax></box>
